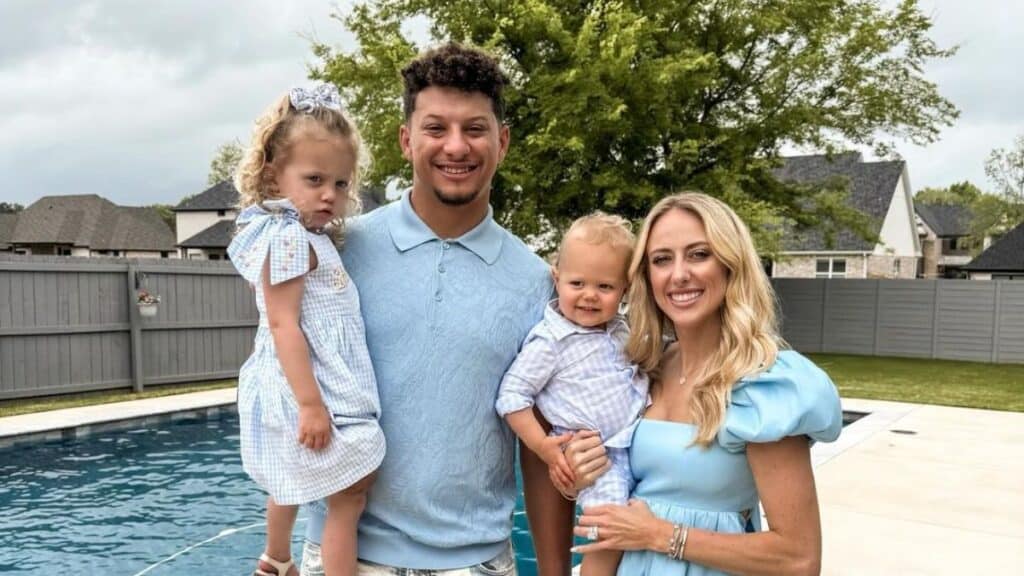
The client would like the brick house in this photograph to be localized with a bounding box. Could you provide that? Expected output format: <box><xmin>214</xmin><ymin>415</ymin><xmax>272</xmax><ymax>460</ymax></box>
<box><xmin>768</xmin><ymin>152</ymin><xmax>920</xmax><ymax>279</ymax></box>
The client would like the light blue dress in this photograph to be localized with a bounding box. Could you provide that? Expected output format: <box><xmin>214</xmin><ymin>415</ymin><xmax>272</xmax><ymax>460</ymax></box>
<box><xmin>616</xmin><ymin>350</ymin><xmax>842</xmax><ymax>576</ymax></box>
<box><xmin>228</xmin><ymin>199</ymin><xmax>385</xmax><ymax>506</ymax></box>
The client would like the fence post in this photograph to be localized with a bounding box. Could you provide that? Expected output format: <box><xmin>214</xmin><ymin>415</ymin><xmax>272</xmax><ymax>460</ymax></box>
<box><xmin>819</xmin><ymin>279</ymin><xmax>830</xmax><ymax>353</ymax></box>
<box><xmin>992</xmin><ymin>281</ymin><xmax>1002</xmax><ymax>363</ymax></box>
<box><xmin>127</xmin><ymin>262</ymin><xmax>144</xmax><ymax>393</ymax></box>
<box><xmin>930</xmin><ymin>280</ymin><xmax>941</xmax><ymax>359</ymax></box>
<box><xmin>872</xmin><ymin>279</ymin><xmax>882</xmax><ymax>355</ymax></box>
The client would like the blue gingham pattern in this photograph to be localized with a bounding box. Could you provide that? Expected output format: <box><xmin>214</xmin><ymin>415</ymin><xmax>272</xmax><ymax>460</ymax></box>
<box><xmin>496</xmin><ymin>300</ymin><xmax>648</xmax><ymax>506</ymax></box>
<box><xmin>228</xmin><ymin>199</ymin><xmax>385</xmax><ymax>505</ymax></box>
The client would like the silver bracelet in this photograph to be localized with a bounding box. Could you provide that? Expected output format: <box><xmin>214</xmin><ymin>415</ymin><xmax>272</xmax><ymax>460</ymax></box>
<box><xmin>670</xmin><ymin>525</ymin><xmax>689</xmax><ymax>560</ymax></box>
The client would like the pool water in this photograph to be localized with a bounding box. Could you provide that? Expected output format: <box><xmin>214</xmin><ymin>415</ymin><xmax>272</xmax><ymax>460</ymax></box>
<box><xmin>0</xmin><ymin>412</ymin><xmax>545</xmax><ymax>575</ymax></box>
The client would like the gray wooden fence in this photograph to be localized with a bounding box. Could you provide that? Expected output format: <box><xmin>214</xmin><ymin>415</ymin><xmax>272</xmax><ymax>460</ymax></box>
<box><xmin>3</xmin><ymin>258</ymin><xmax>1022</xmax><ymax>401</ymax></box>
<box><xmin>0</xmin><ymin>255</ymin><xmax>257</xmax><ymax>400</ymax></box>
<box><xmin>774</xmin><ymin>278</ymin><xmax>1024</xmax><ymax>364</ymax></box>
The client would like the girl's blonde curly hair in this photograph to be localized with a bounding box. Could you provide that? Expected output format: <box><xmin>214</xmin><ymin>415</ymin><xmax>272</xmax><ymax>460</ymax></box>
<box><xmin>234</xmin><ymin>90</ymin><xmax>369</xmax><ymax>242</ymax></box>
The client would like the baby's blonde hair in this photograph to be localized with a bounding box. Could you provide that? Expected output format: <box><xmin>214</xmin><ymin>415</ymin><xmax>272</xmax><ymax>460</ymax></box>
<box><xmin>234</xmin><ymin>90</ymin><xmax>369</xmax><ymax>241</ymax></box>
<box><xmin>557</xmin><ymin>212</ymin><xmax>635</xmax><ymax>271</ymax></box>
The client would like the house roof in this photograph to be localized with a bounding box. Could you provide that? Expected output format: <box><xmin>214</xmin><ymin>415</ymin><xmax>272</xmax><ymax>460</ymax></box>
<box><xmin>178</xmin><ymin>219</ymin><xmax>235</xmax><ymax>248</ymax></box>
<box><xmin>175</xmin><ymin>180</ymin><xmax>238</xmax><ymax>211</ymax></box>
<box><xmin>916</xmin><ymin>203</ymin><xmax>971</xmax><ymax>237</ymax></box>
<box><xmin>964</xmin><ymin>222</ymin><xmax>1024</xmax><ymax>272</ymax></box>
<box><xmin>11</xmin><ymin>194</ymin><xmax>176</xmax><ymax>251</ymax></box>
<box><xmin>773</xmin><ymin>152</ymin><xmax>906</xmax><ymax>252</ymax></box>
<box><xmin>0</xmin><ymin>213</ymin><xmax>18</xmax><ymax>249</ymax></box>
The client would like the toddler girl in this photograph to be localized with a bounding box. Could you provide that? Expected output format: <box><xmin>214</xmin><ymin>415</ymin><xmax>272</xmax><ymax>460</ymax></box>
<box><xmin>496</xmin><ymin>212</ymin><xmax>649</xmax><ymax>576</ymax></box>
<box><xmin>228</xmin><ymin>83</ymin><xmax>384</xmax><ymax>576</ymax></box>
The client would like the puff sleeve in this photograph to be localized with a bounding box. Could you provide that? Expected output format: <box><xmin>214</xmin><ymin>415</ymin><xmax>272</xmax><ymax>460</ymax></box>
<box><xmin>718</xmin><ymin>350</ymin><xmax>842</xmax><ymax>453</ymax></box>
<box><xmin>227</xmin><ymin>199</ymin><xmax>311</xmax><ymax>286</ymax></box>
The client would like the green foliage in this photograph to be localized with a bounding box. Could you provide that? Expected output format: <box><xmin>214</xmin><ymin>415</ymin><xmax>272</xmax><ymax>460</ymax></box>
<box><xmin>0</xmin><ymin>202</ymin><xmax>24</xmax><ymax>213</ymax></box>
<box><xmin>985</xmin><ymin>134</ymin><xmax>1024</xmax><ymax>204</ymax></box>
<box><xmin>208</xmin><ymin>140</ymin><xmax>244</xmax><ymax>186</ymax></box>
<box><xmin>312</xmin><ymin>0</ymin><xmax>957</xmax><ymax>252</ymax></box>
<box><xmin>915</xmin><ymin>181</ymin><xmax>982</xmax><ymax>206</ymax></box>
<box><xmin>149</xmin><ymin>204</ymin><xmax>177</xmax><ymax>233</ymax></box>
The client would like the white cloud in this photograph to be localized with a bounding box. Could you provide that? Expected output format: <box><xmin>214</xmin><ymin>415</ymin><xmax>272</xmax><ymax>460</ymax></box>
<box><xmin>0</xmin><ymin>0</ymin><xmax>1020</xmax><ymax>208</ymax></box>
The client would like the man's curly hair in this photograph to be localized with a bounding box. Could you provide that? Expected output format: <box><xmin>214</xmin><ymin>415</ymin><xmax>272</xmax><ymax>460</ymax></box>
<box><xmin>401</xmin><ymin>43</ymin><xmax>509</xmax><ymax>122</ymax></box>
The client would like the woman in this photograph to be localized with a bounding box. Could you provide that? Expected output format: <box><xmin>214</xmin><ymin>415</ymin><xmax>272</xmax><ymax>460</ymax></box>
<box><xmin>564</xmin><ymin>192</ymin><xmax>842</xmax><ymax>575</ymax></box>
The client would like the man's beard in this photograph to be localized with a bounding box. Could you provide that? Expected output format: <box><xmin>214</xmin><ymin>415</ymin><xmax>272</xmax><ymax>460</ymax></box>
<box><xmin>433</xmin><ymin>186</ymin><xmax>482</xmax><ymax>206</ymax></box>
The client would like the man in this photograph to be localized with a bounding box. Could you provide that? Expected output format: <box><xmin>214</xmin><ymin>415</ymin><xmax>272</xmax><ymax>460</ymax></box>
<box><xmin>301</xmin><ymin>43</ymin><xmax>565</xmax><ymax>575</ymax></box>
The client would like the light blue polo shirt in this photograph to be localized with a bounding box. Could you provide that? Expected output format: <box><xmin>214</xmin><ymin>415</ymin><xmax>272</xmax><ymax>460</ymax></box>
<box><xmin>304</xmin><ymin>190</ymin><xmax>552</xmax><ymax>569</ymax></box>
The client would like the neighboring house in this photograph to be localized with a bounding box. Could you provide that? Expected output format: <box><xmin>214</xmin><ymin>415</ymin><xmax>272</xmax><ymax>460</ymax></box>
<box><xmin>915</xmin><ymin>203</ymin><xmax>973</xmax><ymax>278</ymax></box>
<box><xmin>962</xmin><ymin>222</ymin><xmax>1024</xmax><ymax>280</ymax></box>
<box><xmin>7</xmin><ymin>195</ymin><xmax>176</xmax><ymax>258</ymax></box>
<box><xmin>769</xmin><ymin>152</ymin><xmax>920</xmax><ymax>279</ymax></box>
<box><xmin>174</xmin><ymin>181</ymin><xmax>239</xmax><ymax>260</ymax></box>
<box><xmin>0</xmin><ymin>213</ymin><xmax>18</xmax><ymax>252</ymax></box>
<box><xmin>174</xmin><ymin>180</ymin><xmax>387</xmax><ymax>260</ymax></box>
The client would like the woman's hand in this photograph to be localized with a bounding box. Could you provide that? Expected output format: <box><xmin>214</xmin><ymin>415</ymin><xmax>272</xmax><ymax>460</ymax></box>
<box><xmin>298</xmin><ymin>403</ymin><xmax>332</xmax><ymax>451</ymax></box>
<box><xmin>571</xmin><ymin>499</ymin><xmax>669</xmax><ymax>554</ymax></box>
<box><xmin>562</xmin><ymin>430</ymin><xmax>611</xmax><ymax>492</ymax></box>
<box><xmin>537</xmin><ymin>432</ymin><xmax>575</xmax><ymax>491</ymax></box>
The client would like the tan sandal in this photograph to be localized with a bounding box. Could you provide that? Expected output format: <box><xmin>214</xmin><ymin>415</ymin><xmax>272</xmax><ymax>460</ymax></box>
<box><xmin>254</xmin><ymin>553</ymin><xmax>295</xmax><ymax>576</ymax></box>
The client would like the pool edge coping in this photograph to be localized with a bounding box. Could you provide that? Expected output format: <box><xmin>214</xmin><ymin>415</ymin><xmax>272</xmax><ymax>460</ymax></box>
<box><xmin>0</xmin><ymin>388</ymin><xmax>237</xmax><ymax>449</ymax></box>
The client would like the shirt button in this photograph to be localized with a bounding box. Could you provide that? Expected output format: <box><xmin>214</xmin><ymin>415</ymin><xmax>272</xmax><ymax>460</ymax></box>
<box><xmin>434</xmin><ymin>292</ymin><xmax>443</xmax><ymax>302</ymax></box>
<box><xmin>442</xmin><ymin>242</ymin><xmax>450</xmax><ymax>250</ymax></box>
<box><xmin>438</xmin><ymin>264</ymin><xmax>446</xmax><ymax>273</ymax></box>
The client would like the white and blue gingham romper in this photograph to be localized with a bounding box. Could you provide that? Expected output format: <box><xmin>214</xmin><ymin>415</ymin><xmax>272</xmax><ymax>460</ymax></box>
<box><xmin>228</xmin><ymin>198</ymin><xmax>385</xmax><ymax>505</ymax></box>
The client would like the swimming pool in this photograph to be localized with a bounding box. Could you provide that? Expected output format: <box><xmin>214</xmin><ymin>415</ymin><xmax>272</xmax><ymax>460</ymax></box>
<box><xmin>0</xmin><ymin>411</ymin><xmax>542</xmax><ymax>575</ymax></box>
<box><xmin>1</xmin><ymin>409</ymin><xmax>862</xmax><ymax>574</ymax></box>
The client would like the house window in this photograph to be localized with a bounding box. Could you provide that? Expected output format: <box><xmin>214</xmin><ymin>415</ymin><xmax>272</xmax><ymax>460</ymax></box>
<box><xmin>816</xmin><ymin>258</ymin><xmax>847</xmax><ymax>278</ymax></box>
<box><xmin>161</xmin><ymin>251</ymin><xmax>169</xmax><ymax>258</ymax></box>
<box><xmin>209</xmin><ymin>253</ymin><xmax>221</xmax><ymax>261</ymax></box>
<box><xmin>893</xmin><ymin>259</ymin><xmax>901</xmax><ymax>276</ymax></box>
<box><xmin>58</xmin><ymin>247</ymin><xmax>72</xmax><ymax>256</ymax></box>
<box><xmin>217</xmin><ymin>210</ymin><xmax>226</xmax><ymax>217</ymax></box>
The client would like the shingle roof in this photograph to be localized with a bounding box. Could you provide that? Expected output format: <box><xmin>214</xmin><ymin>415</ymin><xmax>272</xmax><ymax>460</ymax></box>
<box><xmin>773</xmin><ymin>152</ymin><xmax>905</xmax><ymax>251</ymax></box>
<box><xmin>0</xmin><ymin>213</ymin><xmax>18</xmax><ymax>249</ymax></box>
<box><xmin>178</xmin><ymin>219</ymin><xmax>235</xmax><ymax>248</ymax></box>
<box><xmin>175</xmin><ymin>180</ymin><xmax>238</xmax><ymax>211</ymax></box>
<box><xmin>11</xmin><ymin>195</ymin><xmax>176</xmax><ymax>251</ymax></box>
<box><xmin>964</xmin><ymin>222</ymin><xmax>1024</xmax><ymax>272</ymax></box>
<box><xmin>916</xmin><ymin>203</ymin><xmax>971</xmax><ymax>237</ymax></box>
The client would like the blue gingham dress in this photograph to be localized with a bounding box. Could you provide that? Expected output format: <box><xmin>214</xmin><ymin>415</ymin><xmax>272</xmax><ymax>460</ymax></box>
<box><xmin>228</xmin><ymin>198</ymin><xmax>385</xmax><ymax>505</ymax></box>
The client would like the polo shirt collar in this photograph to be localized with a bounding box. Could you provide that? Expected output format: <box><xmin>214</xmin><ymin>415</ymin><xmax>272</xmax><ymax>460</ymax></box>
<box><xmin>543</xmin><ymin>299</ymin><xmax>626</xmax><ymax>341</ymax></box>
<box><xmin>388</xmin><ymin>189</ymin><xmax>504</xmax><ymax>265</ymax></box>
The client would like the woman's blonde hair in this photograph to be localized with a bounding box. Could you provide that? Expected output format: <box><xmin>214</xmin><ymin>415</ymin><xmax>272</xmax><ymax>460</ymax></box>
<box><xmin>625</xmin><ymin>192</ymin><xmax>783</xmax><ymax>446</ymax></box>
<box><xmin>234</xmin><ymin>91</ymin><xmax>369</xmax><ymax>241</ymax></box>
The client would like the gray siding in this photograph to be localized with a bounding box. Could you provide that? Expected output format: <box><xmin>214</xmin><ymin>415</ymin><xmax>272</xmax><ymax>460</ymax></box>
<box><xmin>0</xmin><ymin>255</ymin><xmax>256</xmax><ymax>400</ymax></box>
<box><xmin>775</xmin><ymin>278</ymin><xmax>1024</xmax><ymax>364</ymax></box>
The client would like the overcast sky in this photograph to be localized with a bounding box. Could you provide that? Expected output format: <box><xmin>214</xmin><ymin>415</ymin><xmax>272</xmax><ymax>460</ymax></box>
<box><xmin>1</xmin><ymin>0</ymin><xmax>1021</xmax><ymax>208</ymax></box>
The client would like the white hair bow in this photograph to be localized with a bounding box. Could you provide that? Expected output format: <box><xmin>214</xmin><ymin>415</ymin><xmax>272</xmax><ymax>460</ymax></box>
<box><xmin>289</xmin><ymin>83</ymin><xmax>343</xmax><ymax>112</ymax></box>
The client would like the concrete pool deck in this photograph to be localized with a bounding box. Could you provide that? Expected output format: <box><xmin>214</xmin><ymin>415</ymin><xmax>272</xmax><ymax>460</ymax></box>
<box><xmin>1</xmin><ymin>392</ymin><xmax>1021</xmax><ymax>574</ymax></box>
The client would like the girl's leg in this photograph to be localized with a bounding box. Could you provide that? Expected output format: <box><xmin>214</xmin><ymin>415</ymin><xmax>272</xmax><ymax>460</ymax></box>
<box><xmin>521</xmin><ymin>437</ymin><xmax>575</xmax><ymax>576</ymax></box>
<box><xmin>321</xmin><ymin>472</ymin><xmax>376</xmax><ymax>576</ymax></box>
<box><xmin>262</xmin><ymin>498</ymin><xmax>300</xmax><ymax>575</ymax></box>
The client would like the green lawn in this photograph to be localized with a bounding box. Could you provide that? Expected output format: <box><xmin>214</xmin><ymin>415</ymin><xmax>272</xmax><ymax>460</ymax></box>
<box><xmin>0</xmin><ymin>380</ymin><xmax>237</xmax><ymax>418</ymax></box>
<box><xmin>808</xmin><ymin>354</ymin><xmax>1024</xmax><ymax>412</ymax></box>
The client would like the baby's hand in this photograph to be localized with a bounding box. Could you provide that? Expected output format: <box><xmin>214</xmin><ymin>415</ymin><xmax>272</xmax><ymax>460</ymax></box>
<box><xmin>297</xmin><ymin>403</ymin><xmax>332</xmax><ymax>451</ymax></box>
<box><xmin>538</xmin><ymin>433</ymin><xmax>575</xmax><ymax>489</ymax></box>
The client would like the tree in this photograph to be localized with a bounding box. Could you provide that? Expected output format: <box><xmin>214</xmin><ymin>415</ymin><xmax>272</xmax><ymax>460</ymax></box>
<box><xmin>149</xmin><ymin>204</ymin><xmax>177</xmax><ymax>234</ymax></box>
<box><xmin>312</xmin><ymin>0</ymin><xmax>957</xmax><ymax>252</ymax></box>
<box><xmin>985</xmin><ymin>135</ymin><xmax>1024</xmax><ymax>206</ymax></box>
<box><xmin>208</xmin><ymin>140</ymin><xmax>244</xmax><ymax>186</ymax></box>
<box><xmin>0</xmin><ymin>202</ymin><xmax>23</xmax><ymax>213</ymax></box>
<box><xmin>915</xmin><ymin>181</ymin><xmax>982</xmax><ymax>206</ymax></box>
